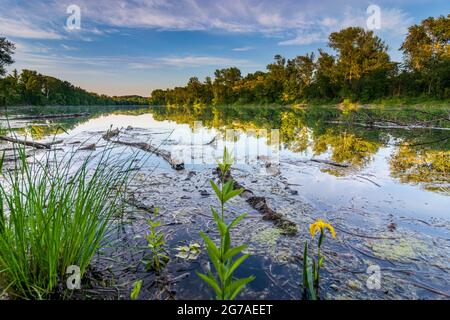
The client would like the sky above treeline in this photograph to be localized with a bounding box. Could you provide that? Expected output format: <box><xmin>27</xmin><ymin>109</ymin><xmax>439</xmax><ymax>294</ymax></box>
<box><xmin>1</xmin><ymin>0</ymin><xmax>449</xmax><ymax>96</ymax></box>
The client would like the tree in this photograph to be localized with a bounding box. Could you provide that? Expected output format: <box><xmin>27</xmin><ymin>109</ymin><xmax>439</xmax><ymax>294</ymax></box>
<box><xmin>149</xmin><ymin>16</ymin><xmax>449</xmax><ymax>105</ymax></box>
<box><xmin>401</xmin><ymin>14</ymin><xmax>450</xmax><ymax>71</ymax></box>
<box><xmin>328</xmin><ymin>27</ymin><xmax>394</xmax><ymax>99</ymax></box>
<box><xmin>401</xmin><ymin>15</ymin><xmax>450</xmax><ymax>97</ymax></box>
<box><xmin>284</xmin><ymin>53</ymin><xmax>315</xmax><ymax>102</ymax></box>
<box><xmin>265</xmin><ymin>55</ymin><xmax>286</xmax><ymax>103</ymax></box>
<box><xmin>0</xmin><ymin>37</ymin><xmax>15</xmax><ymax>77</ymax></box>
<box><xmin>313</xmin><ymin>49</ymin><xmax>337</xmax><ymax>99</ymax></box>
<box><xmin>212</xmin><ymin>67</ymin><xmax>242</xmax><ymax>105</ymax></box>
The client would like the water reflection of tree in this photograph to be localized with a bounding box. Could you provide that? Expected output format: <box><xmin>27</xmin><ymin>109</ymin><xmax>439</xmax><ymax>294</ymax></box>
<box><xmin>15</xmin><ymin>105</ymin><xmax>447</xmax><ymax>193</ymax></box>
<box><xmin>312</xmin><ymin>130</ymin><xmax>380</xmax><ymax>167</ymax></box>
<box><xmin>390</xmin><ymin>145</ymin><xmax>450</xmax><ymax>194</ymax></box>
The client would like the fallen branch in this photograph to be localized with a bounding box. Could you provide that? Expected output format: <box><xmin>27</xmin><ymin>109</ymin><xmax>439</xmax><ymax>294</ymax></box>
<box><xmin>0</xmin><ymin>135</ymin><xmax>53</xmax><ymax>149</ymax></box>
<box><xmin>204</xmin><ymin>136</ymin><xmax>217</xmax><ymax>145</ymax></box>
<box><xmin>102</xmin><ymin>129</ymin><xmax>184</xmax><ymax>170</ymax></box>
<box><xmin>214</xmin><ymin>167</ymin><xmax>298</xmax><ymax>235</ymax></box>
<box><xmin>408</xmin><ymin>280</ymin><xmax>450</xmax><ymax>298</ymax></box>
<box><xmin>326</xmin><ymin>120</ymin><xmax>450</xmax><ymax>131</ymax></box>
<box><xmin>3</xmin><ymin>112</ymin><xmax>90</xmax><ymax>121</ymax></box>
<box><xmin>310</xmin><ymin>158</ymin><xmax>350</xmax><ymax>168</ymax></box>
<box><xmin>356</xmin><ymin>175</ymin><xmax>381</xmax><ymax>187</ymax></box>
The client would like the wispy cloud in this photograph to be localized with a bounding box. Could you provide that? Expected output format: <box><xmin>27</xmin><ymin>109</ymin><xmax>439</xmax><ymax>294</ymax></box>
<box><xmin>0</xmin><ymin>0</ymin><xmax>415</xmax><ymax>44</ymax></box>
<box><xmin>232</xmin><ymin>46</ymin><xmax>254</xmax><ymax>52</ymax></box>
<box><xmin>0</xmin><ymin>17</ymin><xmax>62</xmax><ymax>40</ymax></box>
<box><xmin>158</xmin><ymin>55</ymin><xmax>253</xmax><ymax>67</ymax></box>
<box><xmin>279</xmin><ymin>32</ymin><xmax>325</xmax><ymax>46</ymax></box>
<box><xmin>279</xmin><ymin>6</ymin><xmax>414</xmax><ymax>46</ymax></box>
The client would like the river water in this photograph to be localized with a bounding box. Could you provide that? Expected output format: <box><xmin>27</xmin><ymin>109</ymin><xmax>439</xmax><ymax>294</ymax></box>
<box><xmin>1</xmin><ymin>105</ymin><xmax>449</xmax><ymax>299</ymax></box>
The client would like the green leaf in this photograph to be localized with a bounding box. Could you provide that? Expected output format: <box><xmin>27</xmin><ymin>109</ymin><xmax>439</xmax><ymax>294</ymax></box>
<box><xmin>227</xmin><ymin>276</ymin><xmax>255</xmax><ymax>300</ymax></box>
<box><xmin>130</xmin><ymin>280</ymin><xmax>142</xmax><ymax>300</ymax></box>
<box><xmin>318</xmin><ymin>256</ymin><xmax>324</xmax><ymax>268</ymax></box>
<box><xmin>223</xmin><ymin>230</ymin><xmax>231</xmax><ymax>254</ymax></box>
<box><xmin>302</xmin><ymin>242</ymin><xmax>316</xmax><ymax>300</ymax></box>
<box><xmin>223</xmin><ymin>244</ymin><xmax>247</xmax><ymax>260</ymax></box>
<box><xmin>228</xmin><ymin>213</ymin><xmax>247</xmax><ymax>231</ymax></box>
<box><xmin>197</xmin><ymin>272</ymin><xmax>222</xmax><ymax>298</ymax></box>
<box><xmin>200</xmin><ymin>232</ymin><xmax>220</xmax><ymax>259</ymax></box>
<box><xmin>0</xmin><ymin>152</ymin><xmax>4</xmax><ymax>172</ymax></box>
<box><xmin>225</xmin><ymin>253</ymin><xmax>250</xmax><ymax>280</ymax></box>
<box><xmin>223</xmin><ymin>188</ymin><xmax>243</xmax><ymax>203</ymax></box>
<box><xmin>210</xmin><ymin>180</ymin><xmax>221</xmax><ymax>199</ymax></box>
<box><xmin>210</xmin><ymin>207</ymin><xmax>221</xmax><ymax>224</ymax></box>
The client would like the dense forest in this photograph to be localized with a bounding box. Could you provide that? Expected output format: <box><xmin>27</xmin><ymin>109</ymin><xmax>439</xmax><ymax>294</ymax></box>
<box><xmin>0</xmin><ymin>38</ymin><xmax>148</xmax><ymax>106</ymax></box>
<box><xmin>150</xmin><ymin>15</ymin><xmax>450</xmax><ymax>106</ymax></box>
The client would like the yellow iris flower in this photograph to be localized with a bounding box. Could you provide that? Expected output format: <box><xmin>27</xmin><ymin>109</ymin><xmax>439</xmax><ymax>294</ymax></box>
<box><xmin>309</xmin><ymin>219</ymin><xmax>336</xmax><ymax>238</ymax></box>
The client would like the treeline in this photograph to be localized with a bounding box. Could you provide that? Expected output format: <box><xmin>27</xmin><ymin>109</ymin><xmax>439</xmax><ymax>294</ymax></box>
<box><xmin>0</xmin><ymin>38</ymin><xmax>148</xmax><ymax>106</ymax></box>
<box><xmin>0</xmin><ymin>69</ymin><xmax>149</xmax><ymax>106</ymax></box>
<box><xmin>150</xmin><ymin>15</ymin><xmax>450</xmax><ymax>106</ymax></box>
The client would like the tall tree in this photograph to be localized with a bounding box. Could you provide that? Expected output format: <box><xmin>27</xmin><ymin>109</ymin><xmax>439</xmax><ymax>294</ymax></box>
<box><xmin>328</xmin><ymin>27</ymin><xmax>393</xmax><ymax>99</ymax></box>
<box><xmin>0</xmin><ymin>37</ymin><xmax>15</xmax><ymax>77</ymax></box>
<box><xmin>328</xmin><ymin>27</ymin><xmax>392</xmax><ymax>82</ymax></box>
<box><xmin>401</xmin><ymin>14</ymin><xmax>450</xmax><ymax>71</ymax></box>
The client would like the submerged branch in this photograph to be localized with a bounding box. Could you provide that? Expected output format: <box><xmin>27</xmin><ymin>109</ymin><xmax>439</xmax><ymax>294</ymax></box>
<box><xmin>1</xmin><ymin>112</ymin><xmax>90</xmax><ymax>121</ymax></box>
<box><xmin>102</xmin><ymin>128</ymin><xmax>184</xmax><ymax>170</ymax></box>
<box><xmin>0</xmin><ymin>135</ymin><xmax>61</xmax><ymax>149</ymax></box>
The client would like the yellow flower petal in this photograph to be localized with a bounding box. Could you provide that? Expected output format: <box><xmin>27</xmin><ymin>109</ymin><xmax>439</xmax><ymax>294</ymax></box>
<box><xmin>309</xmin><ymin>223</ymin><xmax>317</xmax><ymax>238</ymax></box>
<box><xmin>324</xmin><ymin>223</ymin><xmax>336</xmax><ymax>238</ymax></box>
<box><xmin>310</xmin><ymin>219</ymin><xmax>336</xmax><ymax>238</ymax></box>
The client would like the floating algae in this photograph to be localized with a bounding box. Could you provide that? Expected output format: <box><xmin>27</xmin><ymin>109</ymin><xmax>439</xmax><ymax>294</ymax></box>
<box><xmin>251</xmin><ymin>227</ymin><xmax>282</xmax><ymax>247</ymax></box>
<box><xmin>367</xmin><ymin>237</ymin><xmax>429</xmax><ymax>263</ymax></box>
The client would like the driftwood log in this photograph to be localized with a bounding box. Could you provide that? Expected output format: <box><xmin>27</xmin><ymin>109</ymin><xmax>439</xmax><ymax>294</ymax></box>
<box><xmin>102</xmin><ymin>128</ymin><xmax>184</xmax><ymax>170</ymax></box>
<box><xmin>214</xmin><ymin>167</ymin><xmax>297</xmax><ymax>235</ymax></box>
<box><xmin>0</xmin><ymin>135</ymin><xmax>62</xmax><ymax>149</ymax></box>
<box><xmin>310</xmin><ymin>158</ymin><xmax>350</xmax><ymax>168</ymax></box>
<box><xmin>2</xmin><ymin>113</ymin><xmax>90</xmax><ymax>121</ymax></box>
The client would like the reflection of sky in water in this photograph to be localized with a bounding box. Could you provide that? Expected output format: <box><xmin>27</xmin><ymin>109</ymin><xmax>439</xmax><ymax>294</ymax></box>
<box><xmin>52</xmin><ymin>113</ymin><xmax>450</xmax><ymax>221</ymax></box>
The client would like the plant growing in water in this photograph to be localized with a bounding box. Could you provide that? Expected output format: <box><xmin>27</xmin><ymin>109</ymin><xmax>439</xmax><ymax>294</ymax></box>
<box><xmin>302</xmin><ymin>219</ymin><xmax>336</xmax><ymax>300</ymax></box>
<box><xmin>197</xmin><ymin>148</ymin><xmax>255</xmax><ymax>300</ymax></box>
<box><xmin>130</xmin><ymin>280</ymin><xmax>143</xmax><ymax>300</ymax></box>
<box><xmin>144</xmin><ymin>207</ymin><xmax>169</xmax><ymax>273</ymax></box>
<box><xmin>175</xmin><ymin>242</ymin><xmax>201</xmax><ymax>260</ymax></box>
<box><xmin>0</xmin><ymin>141</ymin><xmax>138</xmax><ymax>299</ymax></box>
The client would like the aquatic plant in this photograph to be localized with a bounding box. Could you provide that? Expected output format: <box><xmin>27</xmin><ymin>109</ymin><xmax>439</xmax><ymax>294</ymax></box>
<box><xmin>130</xmin><ymin>280</ymin><xmax>143</xmax><ymax>300</ymax></box>
<box><xmin>0</xmin><ymin>141</ymin><xmax>138</xmax><ymax>299</ymax></box>
<box><xmin>144</xmin><ymin>207</ymin><xmax>169</xmax><ymax>273</ymax></box>
<box><xmin>302</xmin><ymin>219</ymin><xmax>336</xmax><ymax>300</ymax></box>
<box><xmin>197</xmin><ymin>148</ymin><xmax>255</xmax><ymax>300</ymax></box>
<box><xmin>175</xmin><ymin>242</ymin><xmax>201</xmax><ymax>260</ymax></box>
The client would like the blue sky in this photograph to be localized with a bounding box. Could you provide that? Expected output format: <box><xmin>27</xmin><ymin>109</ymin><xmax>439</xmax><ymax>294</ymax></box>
<box><xmin>1</xmin><ymin>0</ymin><xmax>448</xmax><ymax>96</ymax></box>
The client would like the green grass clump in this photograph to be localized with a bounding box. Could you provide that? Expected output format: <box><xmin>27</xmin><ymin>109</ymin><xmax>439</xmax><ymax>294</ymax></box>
<box><xmin>0</xmin><ymin>142</ymin><xmax>137</xmax><ymax>299</ymax></box>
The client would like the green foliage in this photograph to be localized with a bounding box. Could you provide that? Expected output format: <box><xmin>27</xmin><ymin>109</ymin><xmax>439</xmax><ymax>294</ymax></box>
<box><xmin>130</xmin><ymin>280</ymin><xmax>143</xmax><ymax>300</ymax></box>
<box><xmin>0</xmin><ymin>140</ymin><xmax>136</xmax><ymax>299</ymax></box>
<box><xmin>0</xmin><ymin>37</ymin><xmax>15</xmax><ymax>77</ymax></box>
<box><xmin>144</xmin><ymin>207</ymin><xmax>169</xmax><ymax>273</ymax></box>
<box><xmin>0</xmin><ymin>51</ymin><xmax>148</xmax><ymax>106</ymax></box>
<box><xmin>303</xmin><ymin>243</ymin><xmax>316</xmax><ymax>300</ymax></box>
<box><xmin>197</xmin><ymin>148</ymin><xmax>254</xmax><ymax>300</ymax></box>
